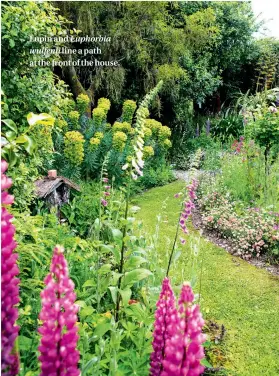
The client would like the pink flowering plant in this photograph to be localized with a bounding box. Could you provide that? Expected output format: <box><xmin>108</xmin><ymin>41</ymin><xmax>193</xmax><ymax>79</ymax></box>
<box><xmin>150</xmin><ymin>278</ymin><xmax>206</xmax><ymax>376</ymax></box>
<box><xmin>167</xmin><ymin>149</ymin><xmax>202</xmax><ymax>275</ymax></box>
<box><xmin>38</xmin><ymin>245</ymin><xmax>80</xmax><ymax>376</ymax></box>
<box><xmin>1</xmin><ymin>160</ymin><xmax>20</xmax><ymax>376</ymax></box>
<box><xmin>199</xmin><ymin>190</ymin><xmax>279</xmax><ymax>259</ymax></box>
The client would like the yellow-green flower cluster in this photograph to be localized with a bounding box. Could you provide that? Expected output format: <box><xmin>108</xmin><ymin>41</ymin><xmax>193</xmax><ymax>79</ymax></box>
<box><xmin>89</xmin><ymin>137</ymin><xmax>101</xmax><ymax>151</ymax></box>
<box><xmin>105</xmin><ymin>122</ymin><xmax>111</xmax><ymax>130</ymax></box>
<box><xmin>61</xmin><ymin>98</ymin><xmax>75</xmax><ymax>113</ymax></box>
<box><xmin>112</xmin><ymin>121</ymin><xmax>132</xmax><ymax>134</ymax></box>
<box><xmin>98</xmin><ymin>98</ymin><xmax>111</xmax><ymax>114</ymax></box>
<box><xmin>122</xmin><ymin>100</ymin><xmax>137</xmax><ymax>123</ymax></box>
<box><xmin>162</xmin><ymin>139</ymin><xmax>172</xmax><ymax>149</ymax></box>
<box><xmin>68</xmin><ymin>110</ymin><xmax>80</xmax><ymax>129</ymax></box>
<box><xmin>55</xmin><ymin>118</ymin><xmax>68</xmax><ymax>131</ymax></box>
<box><xmin>159</xmin><ymin>125</ymin><xmax>172</xmax><ymax>141</ymax></box>
<box><xmin>112</xmin><ymin>131</ymin><xmax>127</xmax><ymax>151</ymax></box>
<box><xmin>143</xmin><ymin>145</ymin><xmax>154</xmax><ymax>159</ymax></box>
<box><xmin>76</xmin><ymin>93</ymin><xmax>90</xmax><ymax>114</ymax></box>
<box><xmin>95</xmin><ymin>132</ymin><xmax>104</xmax><ymax>140</ymax></box>
<box><xmin>144</xmin><ymin>127</ymin><xmax>152</xmax><ymax>140</ymax></box>
<box><xmin>64</xmin><ymin>131</ymin><xmax>85</xmax><ymax>165</ymax></box>
<box><xmin>145</xmin><ymin>119</ymin><xmax>162</xmax><ymax>135</ymax></box>
<box><xmin>92</xmin><ymin>107</ymin><xmax>106</xmax><ymax>128</ymax></box>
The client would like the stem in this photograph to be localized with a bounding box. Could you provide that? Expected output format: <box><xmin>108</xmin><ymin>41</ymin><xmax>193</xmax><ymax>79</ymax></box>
<box><xmin>96</xmin><ymin>166</ymin><xmax>104</xmax><ymax>313</ymax></box>
<box><xmin>198</xmin><ymin>240</ymin><xmax>205</xmax><ymax>305</ymax></box>
<box><xmin>166</xmin><ymin>210</ymin><xmax>180</xmax><ymax>277</ymax></box>
<box><xmin>115</xmin><ymin>173</ymin><xmax>131</xmax><ymax>321</ymax></box>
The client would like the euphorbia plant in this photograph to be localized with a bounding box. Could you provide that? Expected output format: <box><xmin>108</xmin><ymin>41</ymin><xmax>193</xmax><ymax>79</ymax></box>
<box><xmin>1</xmin><ymin>160</ymin><xmax>20</xmax><ymax>376</ymax></box>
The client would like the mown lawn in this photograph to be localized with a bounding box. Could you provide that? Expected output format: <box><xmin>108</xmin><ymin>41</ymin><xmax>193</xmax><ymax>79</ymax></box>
<box><xmin>133</xmin><ymin>181</ymin><xmax>279</xmax><ymax>376</ymax></box>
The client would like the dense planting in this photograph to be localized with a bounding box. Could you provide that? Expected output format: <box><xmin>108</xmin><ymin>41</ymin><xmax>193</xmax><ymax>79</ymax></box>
<box><xmin>1</xmin><ymin>1</ymin><xmax>279</xmax><ymax>375</ymax></box>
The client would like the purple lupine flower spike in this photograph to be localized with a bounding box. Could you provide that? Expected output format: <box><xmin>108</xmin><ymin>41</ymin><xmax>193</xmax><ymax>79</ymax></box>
<box><xmin>1</xmin><ymin>160</ymin><xmax>20</xmax><ymax>376</ymax></box>
<box><xmin>162</xmin><ymin>284</ymin><xmax>205</xmax><ymax>376</ymax></box>
<box><xmin>150</xmin><ymin>278</ymin><xmax>178</xmax><ymax>376</ymax></box>
<box><xmin>38</xmin><ymin>246</ymin><xmax>80</xmax><ymax>376</ymax></box>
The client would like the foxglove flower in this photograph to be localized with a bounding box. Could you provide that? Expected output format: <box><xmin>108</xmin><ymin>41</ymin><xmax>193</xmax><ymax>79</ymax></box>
<box><xmin>1</xmin><ymin>160</ymin><xmax>20</xmax><ymax>376</ymax></box>
<box><xmin>38</xmin><ymin>246</ymin><xmax>80</xmax><ymax>376</ymax></box>
<box><xmin>122</xmin><ymin>82</ymin><xmax>163</xmax><ymax>180</ymax></box>
<box><xmin>150</xmin><ymin>278</ymin><xmax>178</xmax><ymax>376</ymax></box>
<box><xmin>101</xmin><ymin>174</ymin><xmax>110</xmax><ymax>206</ymax></box>
<box><xmin>179</xmin><ymin>179</ymin><xmax>198</xmax><ymax>235</ymax></box>
<box><xmin>162</xmin><ymin>284</ymin><xmax>205</xmax><ymax>376</ymax></box>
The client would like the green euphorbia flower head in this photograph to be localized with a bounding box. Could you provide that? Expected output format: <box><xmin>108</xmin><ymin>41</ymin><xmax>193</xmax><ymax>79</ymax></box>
<box><xmin>92</xmin><ymin>107</ymin><xmax>106</xmax><ymax>128</ymax></box>
<box><xmin>64</xmin><ymin>131</ymin><xmax>85</xmax><ymax>165</ymax></box>
<box><xmin>112</xmin><ymin>131</ymin><xmax>127</xmax><ymax>151</ymax></box>
<box><xmin>122</xmin><ymin>99</ymin><xmax>137</xmax><ymax>123</ymax></box>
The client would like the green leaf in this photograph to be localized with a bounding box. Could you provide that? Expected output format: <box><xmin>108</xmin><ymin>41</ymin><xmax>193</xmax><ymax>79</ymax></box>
<box><xmin>82</xmin><ymin>357</ymin><xmax>99</xmax><ymax>373</ymax></box>
<box><xmin>79</xmin><ymin>306</ymin><xmax>94</xmax><ymax>318</ymax></box>
<box><xmin>27</xmin><ymin>112</ymin><xmax>55</xmax><ymax>127</ymax></box>
<box><xmin>124</xmin><ymin>256</ymin><xmax>147</xmax><ymax>270</ymax></box>
<box><xmin>111</xmin><ymin>272</ymin><xmax>122</xmax><ymax>286</ymax></box>
<box><xmin>98</xmin><ymin>263</ymin><xmax>112</xmax><ymax>275</ymax></box>
<box><xmin>201</xmin><ymin>358</ymin><xmax>213</xmax><ymax>368</ymax></box>
<box><xmin>18</xmin><ymin>335</ymin><xmax>32</xmax><ymax>351</ymax></box>
<box><xmin>2</xmin><ymin>119</ymin><xmax>17</xmax><ymax>132</ymax></box>
<box><xmin>108</xmin><ymin>286</ymin><xmax>118</xmax><ymax>304</ymax></box>
<box><xmin>119</xmin><ymin>288</ymin><xmax>132</xmax><ymax>307</ymax></box>
<box><xmin>23</xmin><ymin>135</ymin><xmax>35</xmax><ymax>154</ymax></box>
<box><xmin>111</xmin><ymin>228</ymin><xmax>123</xmax><ymax>243</ymax></box>
<box><xmin>92</xmin><ymin>323</ymin><xmax>111</xmax><ymax>341</ymax></box>
<box><xmin>5</xmin><ymin>131</ymin><xmax>17</xmax><ymax>141</ymax></box>
<box><xmin>75</xmin><ymin>300</ymin><xmax>87</xmax><ymax>308</ymax></box>
<box><xmin>9</xmin><ymin>39</ymin><xmax>15</xmax><ymax>48</ymax></box>
<box><xmin>122</xmin><ymin>268</ymin><xmax>152</xmax><ymax>288</ymax></box>
<box><xmin>82</xmin><ymin>279</ymin><xmax>95</xmax><ymax>288</ymax></box>
<box><xmin>15</xmin><ymin>135</ymin><xmax>28</xmax><ymax>144</ymax></box>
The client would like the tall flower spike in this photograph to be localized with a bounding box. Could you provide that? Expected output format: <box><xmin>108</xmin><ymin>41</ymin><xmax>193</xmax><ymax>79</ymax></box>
<box><xmin>122</xmin><ymin>81</ymin><xmax>163</xmax><ymax>180</ymax></box>
<box><xmin>38</xmin><ymin>246</ymin><xmax>80</xmax><ymax>376</ymax></box>
<box><xmin>150</xmin><ymin>278</ymin><xmax>178</xmax><ymax>376</ymax></box>
<box><xmin>162</xmin><ymin>284</ymin><xmax>205</xmax><ymax>376</ymax></box>
<box><xmin>1</xmin><ymin>160</ymin><xmax>20</xmax><ymax>376</ymax></box>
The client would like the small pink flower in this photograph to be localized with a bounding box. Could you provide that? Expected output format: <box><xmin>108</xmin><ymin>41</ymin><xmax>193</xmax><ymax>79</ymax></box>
<box><xmin>103</xmin><ymin>177</ymin><xmax>109</xmax><ymax>183</ymax></box>
<box><xmin>101</xmin><ymin>199</ymin><xmax>108</xmax><ymax>206</ymax></box>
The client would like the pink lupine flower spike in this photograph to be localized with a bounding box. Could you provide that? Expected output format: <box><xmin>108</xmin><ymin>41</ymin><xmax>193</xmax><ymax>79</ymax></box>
<box><xmin>1</xmin><ymin>160</ymin><xmax>20</xmax><ymax>376</ymax></box>
<box><xmin>38</xmin><ymin>245</ymin><xmax>80</xmax><ymax>376</ymax></box>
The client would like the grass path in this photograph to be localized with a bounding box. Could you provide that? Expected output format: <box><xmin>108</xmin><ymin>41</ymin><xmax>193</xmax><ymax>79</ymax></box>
<box><xmin>133</xmin><ymin>181</ymin><xmax>279</xmax><ymax>376</ymax></box>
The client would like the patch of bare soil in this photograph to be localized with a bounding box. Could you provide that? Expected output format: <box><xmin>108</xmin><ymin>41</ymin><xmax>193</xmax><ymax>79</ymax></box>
<box><xmin>192</xmin><ymin>206</ymin><xmax>279</xmax><ymax>277</ymax></box>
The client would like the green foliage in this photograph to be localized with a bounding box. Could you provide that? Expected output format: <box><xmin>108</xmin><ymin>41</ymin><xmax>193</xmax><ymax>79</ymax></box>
<box><xmin>1</xmin><ymin>1</ymin><xmax>71</xmax><ymax>123</ymax></box>
<box><xmin>210</xmin><ymin>114</ymin><xmax>244</xmax><ymax>141</ymax></box>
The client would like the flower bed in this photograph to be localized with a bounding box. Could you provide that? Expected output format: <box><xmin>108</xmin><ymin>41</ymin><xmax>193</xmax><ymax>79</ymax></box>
<box><xmin>198</xmin><ymin>191</ymin><xmax>279</xmax><ymax>260</ymax></box>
